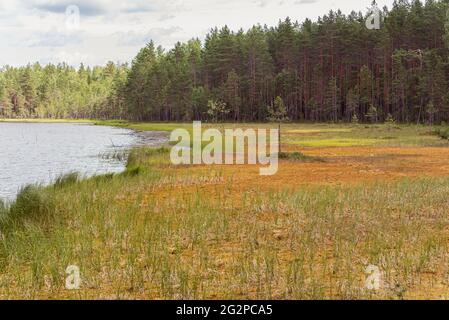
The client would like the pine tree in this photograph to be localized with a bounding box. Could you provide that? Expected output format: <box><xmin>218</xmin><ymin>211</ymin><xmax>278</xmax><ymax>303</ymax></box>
<box><xmin>346</xmin><ymin>88</ymin><xmax>359</xmax><ymax>121</ymax></box>
<box><xmin>126</xmin><ymin>42</ymin><xmax>157</xmax><ymax>120</ymax></box>
<box><xmin>2</xmin><ymin>0</ymin><xmax>449</xmax><ymax>123</ymax></box>
<box><xmin>224</xmin><ymin>70</ymin><xmax>241</xmax><ymax>121</ymax></box>
<box><xmin>324</xmin><ymin>77</ymin><xmax>339</xmax><ymax>122</ymax></box>
<box><xmin>426</xmin><ymin>101</ymin><xmax>437</xmax><ymax>125</ymax></box>
<box><xmin>20</xmin><ymin>67</ymin><xmax>36</xmax><ymax>117</ymax></box>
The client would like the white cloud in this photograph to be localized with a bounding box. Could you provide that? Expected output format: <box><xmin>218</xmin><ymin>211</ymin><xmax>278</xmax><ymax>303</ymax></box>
<box><xmin>0</xmin><ymin>0</ymin><xmax>395</xmax><ymax>67</ymax></box>
<box><xmin>53</xmin><ymin>50</ymin><xmax>94</xmax><ymax>65</ymax></box>
<box><xmin>114</xmin><ymin>27</ymin><xmax>183</xmax><ymax>46</ymax></box>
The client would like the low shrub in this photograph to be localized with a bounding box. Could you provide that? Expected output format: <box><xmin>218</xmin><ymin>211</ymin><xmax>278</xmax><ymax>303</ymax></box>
<box><xmin>435</xmin><ymin>127</ymin><xmax>449</xmax><ymax>140</ymax></box>
<box><xmin>279</xmin><ymin>151</ymin><xmax>323</xmax><ymax>162</ymax></box>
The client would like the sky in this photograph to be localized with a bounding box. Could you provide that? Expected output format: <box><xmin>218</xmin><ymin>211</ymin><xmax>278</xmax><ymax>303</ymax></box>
<box><xmin>0</xmin><ymin>0</ymin><xmax>395</xmax><ymax>67</ymax></box>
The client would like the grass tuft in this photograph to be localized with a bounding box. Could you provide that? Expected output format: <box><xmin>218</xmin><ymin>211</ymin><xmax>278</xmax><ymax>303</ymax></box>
<box><xmin>2</xmin><ymin>185</ymin><xmax>54</xmax><ymax>231</ymax></box>
<box><xmin>123</xmin><ymin>166</ymin><xmax>142</xmax><ymax>177</ymax></box>
<box><xmin>54</xmin><ymin>172</ymin><xmax>79</xmax><ymax>189</ymax></box>
<box><xmin>92</xmin><ymin>173</ymin><xmax>115</xmax><ymax>183</ymax></box>
<box><xmin>0</xmin><ymin>199</ymin><xmax>7</xmax><ymax>220</ymax></box>
<box><xmin>127</xmin><ymin>147</ymin><xmax>170</xmax><ymax>167</ymax></box>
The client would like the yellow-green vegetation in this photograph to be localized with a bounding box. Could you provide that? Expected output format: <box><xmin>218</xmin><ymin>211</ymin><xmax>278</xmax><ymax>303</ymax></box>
<box><xmin>282</xmin><ymin>124</ymin><xmax>449</xmax><ymax>147</ymax></box>
<box><xmin>0</xmin><ymin>123</ymin><xmax>449</xmax><ymax>299</ymax></box>
<box><xmin>95</xmin><ymin>120</ymin><xmax>192</xmax><ymax>132</ymax></box>
<box><xmin>293</xmin><ymin>138</ymin><xmax>379</xmax><ymax>147</ymax></box>
<box><xmin>97</xmin><ymin>121</ymin><xmax>449</xmax><ymax>147</ymax></box>
<box><xmin>287</xmin><ymin>129</ymin><xmax>352</xmax><ymax>134</ymax></box>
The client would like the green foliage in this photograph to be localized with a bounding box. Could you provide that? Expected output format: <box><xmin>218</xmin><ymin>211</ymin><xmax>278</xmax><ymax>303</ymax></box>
<box><xmin>279</xmin><ymin>152</ymin><xmax>320</xmax><ymax>162</ymax></box>
<box><xmin>426</xmin><ymin>101</ymin><xmax>437</xmax><ymax>125</ymax></box>
<box><xmin>435</xmin><ymin>127</ymin><xmax>449</xmax><ymax>140</ymax></box>
<box><xmin>0</xmin><ymin>62</ymin><xmax>127</xmax><ymax>119</ymax></box>
<box><xmin>267</xmin><ymin>96</ymin><xmax>289</xmax><ymax>122</ymax></box>
<box><xmin>2</xmin><ymin>1</ymin><xmax>449</xmax><ymax>124</ymax></box>
<box><xmin>444</xmin><ymin>4</ymin><xmax>449</xmax><ymax>49</ymax></box>
<box><xmin>207</xmin><ymin>99</ymin><xmax>230</xmax><ymax>122</ymax></box>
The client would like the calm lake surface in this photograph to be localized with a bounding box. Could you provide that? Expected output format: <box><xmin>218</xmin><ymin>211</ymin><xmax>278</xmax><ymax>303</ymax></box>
<box><xmin>0</xmin><ymin>122</ymin><xmax>166</xmax><ymax>202</ymax></box>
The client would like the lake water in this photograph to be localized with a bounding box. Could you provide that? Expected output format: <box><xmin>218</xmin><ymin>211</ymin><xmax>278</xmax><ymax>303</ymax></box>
<box><xmin>0</xmin><ymin>122</ymin><xmax>166</xmax><ymax>202</ymax></box>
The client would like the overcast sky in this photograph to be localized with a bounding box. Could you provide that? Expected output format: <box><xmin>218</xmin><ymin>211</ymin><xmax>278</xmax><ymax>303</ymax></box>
<box><xmin>0</xmin><ymin>0</ymin><xmax>394</xmax><ymax>67</ymax></box>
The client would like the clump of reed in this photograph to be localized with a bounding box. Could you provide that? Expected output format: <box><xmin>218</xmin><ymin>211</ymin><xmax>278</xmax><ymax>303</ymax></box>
<box><xmin>0</xmin><ymin>145</ymin><xmax>448</xmax><ymax>299</ymax></box>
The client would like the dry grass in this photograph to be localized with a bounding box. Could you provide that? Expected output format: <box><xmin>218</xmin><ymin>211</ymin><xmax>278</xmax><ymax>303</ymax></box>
<box><xmin>0</xmin><ymin>123</ymin><xmax>449</xmax><ymax>299</ymax></box>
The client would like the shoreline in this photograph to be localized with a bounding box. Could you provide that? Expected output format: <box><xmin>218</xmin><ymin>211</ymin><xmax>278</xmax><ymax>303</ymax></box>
<box><xmin>0</xmin><ymin>118</ymin><xmax>95</xmax><ymax>124</ymax></box>
<box><xmin>0</xmin><ymin>124</ymin><xmax>449</xmax><ymax>298</ymax></box>
<box><xmin>0</xmin><ymin>118</ymin><xmax>190</xmax><ymax>133</ymax></box>
<box><xmin>0</xmin><ymin>122</ymin><xmax>169</xmax><ymax>203</ymax></box>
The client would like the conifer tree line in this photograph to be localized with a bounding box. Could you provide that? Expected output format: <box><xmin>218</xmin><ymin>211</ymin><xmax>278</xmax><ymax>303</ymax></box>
<box><xmin>2</xmin><ymin>0</ymin><xmax>449</xmax><ymax>123</ymax></box>
<box><xmin>0</xmin><ymin>62</ymin><xmax>127</xmax><ymax>119</ymax></box>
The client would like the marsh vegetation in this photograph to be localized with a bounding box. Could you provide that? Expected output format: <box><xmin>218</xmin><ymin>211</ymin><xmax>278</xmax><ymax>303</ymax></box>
<box><xmin>0</xmin><ymin>123</ymin><xmax>448</xmax><ymax>299</ymax></box>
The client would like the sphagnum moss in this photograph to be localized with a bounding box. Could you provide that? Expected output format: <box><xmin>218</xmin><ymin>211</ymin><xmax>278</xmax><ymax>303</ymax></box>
<box><xmin>0</xmin><ymin>124</ymin><xmax>449</xmax><ymax>299</ymax></box>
